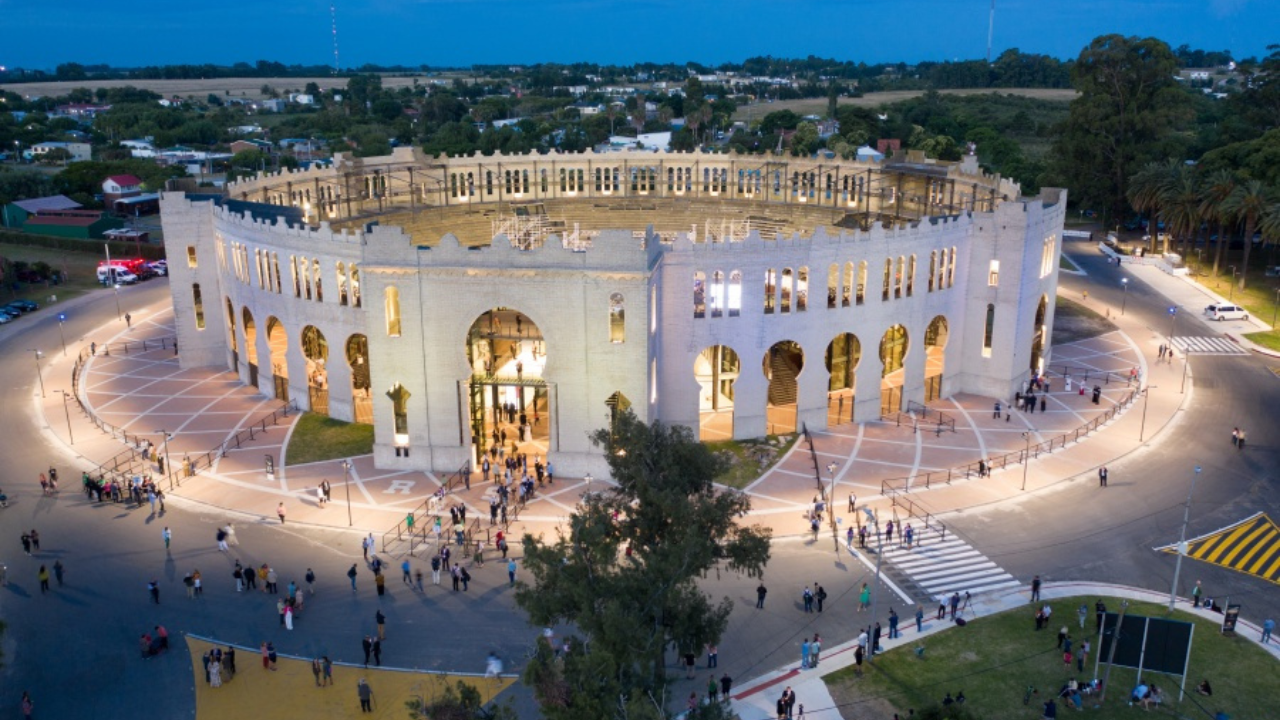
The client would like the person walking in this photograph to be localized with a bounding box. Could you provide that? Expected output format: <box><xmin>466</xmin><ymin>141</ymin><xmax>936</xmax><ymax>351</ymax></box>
<box><xmin>1098</xmin><ymin>466</ymin><xmax>1108</xmax><ymax>487</ymax></box>
<box><xmin>148</xmin><ymin>579</ymin><xmax>160</xmax><ymax>604</ymax></box>
<box><xmin>322</xmin><ymin>656</ymin><xmax>333</xmax><ymax>686</ymax></box>
<box><xmin>375</xmin><ymin>571</ymin><xmax>386</xmax><ymax>596</ymax></box>
<box><xmin>800</xmin><ymin>638</ymin><xmax>810</xmax><ymax>670</ymax></box>
<box><xmin>1261</xmin><ymin>618</ymin><xmax>1274</xmax><ymax>644</ymax></box>
<box><xmin>357</xmin><ymin>679</ymin><xmax>374</xmax><ymax>713</ymax></box>
<box><xmin>915</xmin><ymin>605</ymin><xmax>924</xmax><ymax>632</ymax></box>
<box><xmin>431</xmin><ymin>555</ymin><xmax>442</xmax><ymax>585</ymax></box>
<box><xmin>348</xmin><ymin>564</ymin><xmax>358</xmax><ymax>591</ymax></box>
<box><xmin>858</xmin><ymin>583</ymin><xmax>870</xmax><ymax>611</ymax></box>
<box><xmin>401</xmin><ymin>559</ymin><xmax>412</xmax><ymax>586</ymax></box>
<box><xmin>162</xmin><ymin>527</ymin><xmax>172</xmax><ymax>551</ymax></box>
<box><xmin>707</xmin><ymin>643</ymin><xmax>718</xmax><ymax>668</ymax></box>
<box><xmin>21</xmin><ymin>691</ymin><xmax>34</xmax><ymax>719</ymax></box>
<box><xmin>362</xmin><ymin>533</ymin><xmax>373</xmax><ymax>560</ymax></box>
<box><xmin>802</xmin><ymin>586</ymin><xmax>814</xmax><ymax>613</ymax></box>
<box><xmin>312</xmin><ymin>658</ymin><xmax>323</xmax><ymax>687</ymax></box>
<box><xmin>362</xmin><ymin>636</ymin><xmax>373</xmax><ymax>667</ymax></box>
<box><xmin>306</xmin><ymin>568</ymin><xmax>316</xmax><ymax>594</ymax></box>
<box><xmin>720</xmin><ymin>673</ymin><xmax>733</xmax><ymax>701</ymax></box>
<box><xmin>276</xmin><ymin>502</ymin><xmax>287</xmax><ymax>524</ymax></box>
<box><xmin>888</xmin><ymin>608</ymin><xmax>899</xmax><ymax>638</ymax></box>
<box><xmin>811</xmin><ymin>635</ymin><xmax>822</xmax><ymax>667</ymax></box>
<box><xmin>507</xmin><ymin>558</ymin><xmax>517</xmax><ymax>587</ymax></box>
<box><xmin>1031</xmin><ymin>575</ymin><xmax>1042</xmax><ymax>602</ymax></box>
<box><xmin>815</xmin><ymin>584</ymin><xmax>827</xmax><ymax>612</ymax></box>
<box><xmin>950</xmin><ymin>592</ymin><xmax>961</xmax><ymax>619</ymax></box>
<box><xmin>1192</xmin><ymin>580</ymin><xmax>1203</xmax><ymax>608</ymax></box>
<box><xmin>756</xmin><ymin>582</ymin><xmax>767</xmax><ymax>609</ymax></box>
<box><xmin>52</xmin><ymin>560</ymin><xmax>63</xmax><ymax>587</ymax></box>
<box><xmin>376</xmin><ymin>609</ymin><xmax>386</xmax><ymax>640</ymax></box>
<box><xmin>37</xmin><ymin>565</ymin><xmax>50</xmax><ymax>593</ymax></box>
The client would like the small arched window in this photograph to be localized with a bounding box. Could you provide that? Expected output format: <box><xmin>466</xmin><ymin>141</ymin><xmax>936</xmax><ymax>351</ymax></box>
<box><xmin>609</xmin><ymin>293</ymin><xmax>625</xmax><ymax>343</ymax></box>
<box><xmin>710</xmin><ymin>271</ymin><xmax>724</xmax><ymax>318</ymax></box>
<box><xmin>728</xmin><ymin>270</ymin><xmax>742</xmax><ymax>317</ymax></box>
<box><xmin>983</xmin><ymin>304</ymin><xmax>995</xmax><ymax>358</ymax></box>
<box><xmin>385</xmin><ymin>286</ymin><xmax>402</xmax><ymax>338</ymax></box>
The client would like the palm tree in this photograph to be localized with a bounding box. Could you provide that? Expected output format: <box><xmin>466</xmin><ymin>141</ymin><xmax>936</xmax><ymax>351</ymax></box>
<box><xmin>1161</xmin><ymin>166</ymin><xmax>1201</xmax><ymax>259</ymax></box>
<box><xmin>1127</xmin><ymin>159</ymin><xmax>1179</xmax><ymax>254</ymax></box>
<box><xmin>1220</xmin><ymin>180</ymin><xmax>1272</xmax><ymax>292</ymax></box>
<box><xmin>1198</xmin><ymin>170</ymin><xmax>1237</xmax><ymax>278</ymax></box>
<box><xmin>1259</xmin><ymin>200</ymin><xmax>1280</xmax><ymax>275</ymax></box>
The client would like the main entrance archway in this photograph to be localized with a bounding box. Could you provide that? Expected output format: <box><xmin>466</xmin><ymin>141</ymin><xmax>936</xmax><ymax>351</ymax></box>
<box><xmin>1030</xmin><ymin>295</ymin><xmax>1047</xmax><ymax>375</ymax></box>
<box><xmin>763</xmin><ymin>340</ymin><xmax>804</xmax><ymax>434</ymax></box>
<box><xmin>266</xmin><ymin>316</ymin><xmax>288</xmax><ymax>401</ymax></box>
<box><xmin>242</xmin><ymin>308</ymin><xmax>258</xmax><ymax>388</ymax></box>
<box><xmin>826</xmin><ymin>333</ymin><xmax>861</xmax><ymax>426</ymax></box>
<box><xmin>695</xmin><ymin>345</ymin><xmax>740</xmax><ymax>441</ymax></box>
<box><xmin>924</xmin><ymin>316</ymin><xmax>948</xmax><ymax>402</ymax></box>
<box><xmin>465</xmin><ymin>308</ymin><xmax>549</xmax><ymax>462</ymax></box>
<box><xmin>879</xmin><ymin>324</ymin><xmax>908</xmax><ymax>415</ymax></box>
<box><xmin>302</xmin><ymin>325</ymin><xmax>329</xmax><ymax>415</ymax></box>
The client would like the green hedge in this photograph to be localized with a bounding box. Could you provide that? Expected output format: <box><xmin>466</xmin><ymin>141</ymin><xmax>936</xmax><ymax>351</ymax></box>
<box><xmin>0</xmin><ymin>229</ymin><xmax>166</xmax><ymax>260</ymax></box>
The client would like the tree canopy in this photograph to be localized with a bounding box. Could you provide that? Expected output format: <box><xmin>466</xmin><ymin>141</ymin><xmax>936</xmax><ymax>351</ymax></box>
<box><xmin>515</xmin><ymin>411</ymin><xmax>771</xmax><ymax>720</ymax></box>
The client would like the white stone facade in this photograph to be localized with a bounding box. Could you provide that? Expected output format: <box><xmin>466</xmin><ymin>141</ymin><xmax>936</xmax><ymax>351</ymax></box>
<box><xmin>161</xmin><ymin>148</ymin><xmax>1065</xmax><ymax>478</ymax></box>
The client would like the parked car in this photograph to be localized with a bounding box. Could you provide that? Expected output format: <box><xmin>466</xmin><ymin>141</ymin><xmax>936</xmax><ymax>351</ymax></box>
<box><xmin>1204</xmin><ymin>303</ymin><xmax>1249</xmax><ymax>321</ymax></box>
<box><xmin>146</xmin><ymin>261</ymin><xmax>168</xmax><ymax>276</ymax></box>
<box><xmin>0</xmin><ymin>308</ymin><xmax>20</xmax><ymax>322</ymax></box>
<box><xmin>6</xmin><ymin>299</ymin><xmax>38</xmax><ymax>313</ymax></box>
<box><xmin>0</xmin><ymin>312</ymin><xmax>12</xmax><ymax>325</ymax></box>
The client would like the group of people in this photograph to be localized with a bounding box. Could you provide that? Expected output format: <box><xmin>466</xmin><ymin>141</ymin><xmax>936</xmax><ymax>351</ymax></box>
<box><xmin>139</xmin><ymin>626</ymin><xmax>170</xmax><ymax>658</ymax></box>
<box><xmin>199</xmin><ymin>646</ymin><xmax>237</xmax><ymax>687</ymax></box>
<box><xmin>81</xmin><ymin>471</ymin><xmax>164</xmax><ymax>511</ymax></box>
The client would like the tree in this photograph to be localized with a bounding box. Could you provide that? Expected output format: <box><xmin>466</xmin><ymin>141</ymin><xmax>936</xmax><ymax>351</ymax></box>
<box><xmin>1160</xmin><ymin>165</ymin><xmax>1202</xmax><ymax>257</ymax></box>
<box><xmin>515</xmin><ymin>412</ymin><xmax>771</xmax><ymax>720</ymax></box>
<box><xmin>1198</xmin><ymin>169</ymin><xmax>1237</xmax><ymax>277</ymax></box>
<box><xmin>405</xmin><ymin>681</ymin><xmax>515</xmax><ymax>720</ymax></box>
<box><xmin>0</xmin><ymin>168</ymin><xmax>55</xmax><ymax>206</ymax></box>
<box><xmin>790</xmin><ymin>122</ymin><xmax>819</xmax><ymax>157</ymax></box>
<box><xmin>1052</xmin><ymin>35</ymin><xmax>1190</xmax><ymax>225</ymax></box>
<box><xmin>1220</xmin><ymin>180</ymin><xmax>1273</xmax><ymax>290</ymax></box>
<box><xmin>38</xmin><ymin>148</ymin><xmax>73</xmax><ymax>166</ymax></box>
<box><xmin>1127</xmin><ymin>159</ymin><xmax>1180</xmax><ymax>253</ymax></box>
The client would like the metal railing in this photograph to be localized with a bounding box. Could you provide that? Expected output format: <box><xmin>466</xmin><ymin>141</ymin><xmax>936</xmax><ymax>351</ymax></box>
<box><xmin>800</xmin><ymin>423</ymin><xmax>826</xmax><ymax>500</ymax></box>
<box><xmin>70</xmin><ymin>336</ymin><xmax>295</xmax><ymax>489</ymax></box>
<box><xmin>879</xmin><ymin>388</ymin><xmax>1138</xmax><ymax>496</ymax></box>
<box><xmin>1050</xmin><ymin>365</ymin><xmax>1137</xmax><ymax>388</ymax></box>
<box><xmin>881</xmin><ymin>401</ymin><xmax>957</xmax><ymax>435</ymax></box>
<box><xmin>381</xmin><ymin>462</ymin><xmax>474</xmax><ymax>554</ymax></box>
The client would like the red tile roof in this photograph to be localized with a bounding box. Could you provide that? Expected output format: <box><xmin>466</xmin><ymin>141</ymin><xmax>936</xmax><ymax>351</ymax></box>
<box><xmin>106</xmin><ymin>175</ymin><xmax>143</xmax><ymax>187</ymax></box>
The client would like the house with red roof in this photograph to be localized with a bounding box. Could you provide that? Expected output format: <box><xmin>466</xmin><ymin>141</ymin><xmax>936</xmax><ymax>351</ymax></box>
<box><xmin>102</xmin><ymin>175</ymin><xmax>143</xmax><ymax>206</ymax></box>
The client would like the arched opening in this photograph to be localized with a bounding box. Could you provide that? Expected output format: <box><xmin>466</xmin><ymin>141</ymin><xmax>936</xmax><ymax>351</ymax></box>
<box><xmin>301</xmin><ymin>325</ymin><xmax>329</xmax><ymax>415</ymax></box>
<box><xmin>225</xmin><ymin>297</ymin><xmax>238</xmax><ymax>372</ymax></box>
<box><xmin>763</xmin><ymin>340</ymin><xmax>804</xmax><ymax>434</ymax></box>
<box><xmin>387</xmin><ymin>383</ymin><xmax>411</xmax><ymax>456</ymax></box>
<box><xmin>695</xmin><ymin>345</ymin><xmax>740</xmax><ymax>441</ymax></box>
<box><xmin>242</xmin><ymin>308</ymin><xmax>259</xmax><ymax>387</ymax></box>
<box><xmin>609</xmin><ymin>293</ymin><xmax>625</xmax><ymax>343</ymax></box>
<box><xmin>266</xmin><ymin>316</ymin><xmax>289</xmax><ymax>401</ymax></box>
<box><xmin>879</xmin><ymin>325</ymin><xmax>909</xmax><ymax>415</ymax></box>
<box><xmin>465</xmin><ymin>308</ymin><xmax>549</xmax><ymax>462</ymax></box>
<box><xmin>924</xmin><ymin>316</ymin><xmax>949</xmax><ymax>402</ymax></box>
<box><xmin>347</xmin><ymin>335</ymin><xmax>372</xmax><ymax>423</ymax></box>
<box><xmin>826</xmin><ymin>333</ymin><xmax>861</xmax><ymax>426</ymax></box>
<box><xmin>1030</xmin><ymin>295</ymin><xmax>1047</xmax><ymax>374</ymax></box>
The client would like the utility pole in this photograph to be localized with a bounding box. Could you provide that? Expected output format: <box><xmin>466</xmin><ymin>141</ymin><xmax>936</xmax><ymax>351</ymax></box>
<box><xmin>863</xmin><ymin>506</ymin><xmax>883</xmax><ymax>664</ymax></box>
<box><xmin>1169</xmin><ymin>466</ymin><xmax>1201</xmax><ymax>611</ymax></box>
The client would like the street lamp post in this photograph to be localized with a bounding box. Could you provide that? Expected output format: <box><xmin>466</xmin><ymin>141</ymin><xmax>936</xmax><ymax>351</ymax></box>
<box><xmin>56</xmin><ymin>390</ymin><xmax>74</xmax><ymax>444</ymax></box>
<box><xmin>1120</xmin><ymin>278</ymin><xmax>1129</xmax><ymax>315</ymax></box>
<box><xmin>1169</xmin><ymin>466</ymin><xmax>1202</xmax><ymax>611</ymax></box>
<box><xmin>342</xmin><ymin>459</ymin><xmax>354</xmax><ymax>527</ymax></box>
<box><xmin>862</xmin><ymin>506</ymin><xmax>883</xmax><ymax>664</ymax></box>
<box><xmin>1139</xmin><ymin>385</ymin><xmax>1157</xmax><ymax>443</ymax></box>
<box><xmin>1020</xmin><ymin>431</ymin><xmax>1033</xmax><ymax>491</ymax></box>
<box><xmin>113</xmin><ymin>283</ymin><xmax>123</xmax><ymax>320</ymax></box>
<box><xmin>29</xmin><ymin>349</ymin><xmax>45</xmax><ymax>398</ymax></box>
<box><xmin>154</xmin><ymin>430</ymin><xmax>174</xmax><ymax>490</ymax></box>
<box><xmin>57</xmin><ymin>313</ymin><xmax>68</xmax><ymax>356</ymax></box>
<box><xmin>1167</xmin><ymin>306</ymin><xmax>1179</xmax><ymax>346</ymax></box>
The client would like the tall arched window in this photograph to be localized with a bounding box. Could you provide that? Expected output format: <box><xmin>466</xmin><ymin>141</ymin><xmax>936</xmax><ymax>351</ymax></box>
<box><xmin>385</xmin><ymin>286</ymin><xmax>402</xmax><ymax>337</ymax></box>
<box><xmin>272</xmin><ymin>253</ymin><xmax>283</xmax><ymax>294</ymax></box>
<box><xmin>843</xmin><ymin>261</ymin><xmax>854</xmax><ymax>307</ymax></box>
<box><xmin>693</xmin><ymin>271</ymin><xmax>706</xmax><ymax>318</ymax></box>
<box><xmin>350</xmin><ymin>265</ymin><xmax>362</xmax><ymax>308</ymax></box>
<box><xmin>387</xmin><ymin>383</ymin><xmax>411</xmax><ymax>454</ymax></box>
<box><xmin>895</xmin><ymin>256</ymin><xmax>905</xmax><ymax>299</ymax></box>
<box><xmin>290</xmin><ymin>255</ymin><xmax>300</xmax><ymax>297</ymax></box>
<box><xmin>856</xmin><ymin>261</ymin><xmax>867</xmax><ymax>305</ymax></box>
<box><xmin>192</xmin><ymin>283</ymin><xmax>205</xmax><ymax>329</ymax></box>
<box><xmin>710</xmin><ymin>271</ymin><xmax>724</xmax><ymax>318</ymax></box>
<box><xmin>764</xmin><ymin>269</ymin><xmax>777</xmax><ymax>314</ymax></box>
<box><xmin>983</xmin><ymin>304</ymin><xmax>995</xmax><ymax>358</ymax></box>
<box><xmin>882</xmin><ymin>258</ymin><xmax>892</xmax><ymax>301</ymax></box>
<box><xmin>796</xmin><ymin>267</ymin><xmax>808</xmax><ymax>311</ymax></box>
<box><xmin>780</xmin><ymin>268</ymin><xmax>793</xmax><ymax>313</ymax></box>
<box><xmin>949</xmin><ymin>246</ymin><xmax>958</xmax><ymax>287</ymax></box>
<box><xmin>907</xmin><ymin>255</ymin><xmax>916</xmax><ymax>296</ymax></box>
<box><xmin>336</xmin><ymin>261</ymin><xmax>348</xmax><ymax>306</ymax></box>
<box><xmin>728</xmin><ymin>270</ymin><xmax>742</xmax><ymax>317</ymax></box>
<box><xmin>929</xmin><ymin>250</ymin><xmax>937</xmax><ymax>292</ymax></box>
<box><xmin>827</xmin><ymin>263</ymin><xmax>839</xmax><ymax>309</ymax></box>
<box><xmin>302</xmin><ymin>257</ymin><xmax>312</xmax><ymax>299</ymax></box>
<box><xmin>312</xmin><ymin>259</ymin><xmax>323</xmax><ymax>302</ymax></box>
<box><xmin>609</xmin><ymin>293</ymin><xmax>625</xmax><ymax>343</ymax></box>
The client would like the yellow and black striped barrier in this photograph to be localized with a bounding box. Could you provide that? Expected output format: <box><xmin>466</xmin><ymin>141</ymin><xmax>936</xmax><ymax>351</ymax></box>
<box><xmin>1158</xmin><ymin>513</ymin><xmax>1280</xmax><ymax>586</ymax></box>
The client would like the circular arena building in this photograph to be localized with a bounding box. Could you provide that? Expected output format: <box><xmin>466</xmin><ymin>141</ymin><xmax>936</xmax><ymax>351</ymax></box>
<box><xmin>161</xmin><ymin>147</ymin><xmax>1066</xmax><ymax>477</ymax></box>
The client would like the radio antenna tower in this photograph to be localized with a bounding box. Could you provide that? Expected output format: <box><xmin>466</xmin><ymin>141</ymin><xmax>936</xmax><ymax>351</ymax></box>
<box><xmin>986</xmin><ymin>0</ymin><xmax>995</xmax><ymax>63</ymax></box>
<box><xmin>330</xmin><ymin>1</ymin><xmax>340</xmax><ymax>74</ymax></box>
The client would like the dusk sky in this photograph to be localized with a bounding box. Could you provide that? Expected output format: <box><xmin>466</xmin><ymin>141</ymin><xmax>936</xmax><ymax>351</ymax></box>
<box><xmin>3</xmin><ymin>0</ymin><xmax>1275</xmax><ymax>70</ymax></box>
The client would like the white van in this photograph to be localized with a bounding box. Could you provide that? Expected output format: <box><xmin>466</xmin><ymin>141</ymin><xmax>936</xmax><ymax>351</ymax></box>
<box><xmin>1203</xmin><ymin>303</ymin><xmax>1248</xmax><ymax>322</ymax></box>
<box><xmin>98</xmin><ymin>266</ymin><xmax>138</xmax><ymax>285</ymax></box>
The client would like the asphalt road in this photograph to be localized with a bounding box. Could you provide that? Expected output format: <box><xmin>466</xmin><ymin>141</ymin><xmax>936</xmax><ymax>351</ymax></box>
<box><xmin>946</xmin><ymin>242</ymin><xmax>1280</xmax><ymax>625</ymax></box>
<box><xmin>1</xmin><ymin>250</ymin><xmax>1274</xmax><ymax>719</ymax></box>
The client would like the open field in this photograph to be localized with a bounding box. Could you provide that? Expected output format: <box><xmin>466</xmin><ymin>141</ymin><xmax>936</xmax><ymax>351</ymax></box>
<box><xmin>824</xmin><ymin>595</ymin><xmax>1279</xmax><ymax>720</ymax></box>
<box><xmin>733</xmin><ymin>88</ymin><xmax>1077</xmax><ymax>121</ymax></box>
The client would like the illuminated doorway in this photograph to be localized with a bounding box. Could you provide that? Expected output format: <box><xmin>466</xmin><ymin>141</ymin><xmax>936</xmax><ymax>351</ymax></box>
<box><xmin>465</xmin><ymin>308</ymin><xmax>550</xmax><ymax>462</ymax></box>
<box><xmin>924</xmin><ymin>316</ymin><xmax>948</xmax><ymax>402</ymax></box>
<box><xmin>695</xmin><ymin>345</ymin><xmax>740</xmax><ymax>441</ymax></box>
<box><xmin>763</xmin><ymin>340</ymin><xmax>804</xmax><ymax>434</ymax></box>
<box><xmin>879</xmin><ymin>325</ymin><xmax>908</xmax><ymax>415</ymax></box>
<box><xmin>826</xmin><ymin>333</ymin><xmax>861</xmax><ymax>426</ymax></box>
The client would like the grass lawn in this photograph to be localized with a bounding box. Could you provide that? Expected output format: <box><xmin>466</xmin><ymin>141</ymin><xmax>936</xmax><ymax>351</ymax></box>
<box><xmin>1052</xmin><ymin>295</ymin><xmax>1117</xmax><ymax>344</ymax></box>
<box><xmin>284</xmin><ymin>412</ymin><xmax>375</xmax><ymax>465</ymax></box>
<box><xmin>1243</xmin><ymin>329</ymin><xmax>1280</xmax><ymax>352</ymax></box>
<box><xmin>706</xmin><ymin>434</ymin><xmax>798</xmax><ymax>489</ymax></box>
<box><xmin>824</xmin><ymin>595</ymin><xmax>1278</xmax><ymax>720</ymax></box>
<box><xmin>1059</xmin><ymin>254</ymin><xmax>1081</xmax><ymax>272</ymax></box>
<box><xmin>0</xmin><ymin>241</ymin><xmax>110</xmax><ymax>305</ymax></box>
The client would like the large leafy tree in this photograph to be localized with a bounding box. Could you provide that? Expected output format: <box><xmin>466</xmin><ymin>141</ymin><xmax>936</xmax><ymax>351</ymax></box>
<box><xmin>1220</xmin><ymin>180</ymin><xmax>1273</xmax><ymax>291</ymax></box>
<box><xmin>1126</xmin><ymin>159</ymin><xmax>1179</xmax><ymax>252</ymax></box>
<box><xmin>516</xmin><ymin>412</ymin><xmax>772</xmax><ymax>720</ymax></box>
<box><xmin>1198</xmin><ymin>169</ymin><xmax>1237</xmax><ymax>278</ymax></box>
<box><xmin>1052</xmin><ymin>35</ymin><xmax>1190</xmax><ymax>224</ymax></box>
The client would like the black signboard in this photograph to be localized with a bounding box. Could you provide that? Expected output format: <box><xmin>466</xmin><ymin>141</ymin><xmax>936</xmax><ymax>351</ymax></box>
<box><xmin>1097</xmin><ymin>612</ymin><xmax>1193</xmax><ymax>675</ymax></box>
<box><xmin>1221</xmin><ymin>604</ymin><xmax>1240</xmax><ymax>635</ymax></box>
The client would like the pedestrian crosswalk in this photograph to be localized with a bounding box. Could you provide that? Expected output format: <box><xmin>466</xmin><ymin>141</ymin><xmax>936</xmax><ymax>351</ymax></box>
<box><xmin>878</xmin><ymin>536</ymin><xmax>1021</xmax><ymax>601</ymax></box>
<box><xmin>1172</xmin><ymin>336</ymin><xmax>1247</xmax><ymax>355</ymax></box>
